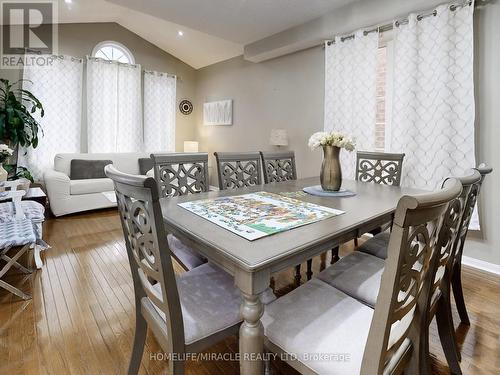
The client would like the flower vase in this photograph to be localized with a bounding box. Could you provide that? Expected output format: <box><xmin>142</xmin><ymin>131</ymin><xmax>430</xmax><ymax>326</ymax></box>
<box><xmin>320</xmin><ymin>145</ymin><xmax>342</xmax><ymax>191</ymax></box>
<box><xmin>0</xmin><ymin>163</ymin><xmax>8</xmax><ymax>182</ymax></box>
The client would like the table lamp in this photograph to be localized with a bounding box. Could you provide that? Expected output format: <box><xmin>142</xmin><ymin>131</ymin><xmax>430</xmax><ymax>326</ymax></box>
<box><xmin>270</xmin><ymin>129</ymin><xmax>288</xmax><ymax>147</ymax></box>
<box><xmin>183</xmin><ymin>141</ymin><xmax>199</xmax><ymax>153</ymax></box>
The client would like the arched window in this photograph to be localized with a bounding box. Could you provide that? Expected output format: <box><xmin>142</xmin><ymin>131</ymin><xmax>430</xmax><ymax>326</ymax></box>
<box><xmin>92</xmin><ymin>41</ymin><xmax>135</xmax><ymax>64</ymax></box>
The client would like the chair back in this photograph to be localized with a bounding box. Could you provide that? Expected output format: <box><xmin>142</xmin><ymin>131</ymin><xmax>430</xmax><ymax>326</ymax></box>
<box><xmin>214</xmin><ymin>152</ymin><xmax>262</xmax><ymax>190</ymax></box>
<box><xmin>105</xmin><ymin>165</ymin><xmax>184</xmax><ymax>352</ymax></box>
<box><xmin>452</xmin><ymin>165</ymin><xmax>492</xmax><ymax>267</ymax></box>
<box><xmin>356</xmin><ymin>151</ymin><xmax>405</xmax><ymax>186</ymax></box>
<box><xmin>260</xmin><ymin>151</ymin><xmax>297</xmax><ymax>183</ymax></box>
<box><xmin>428</xmin><ymin>171</ymin><xmax>481</xmax><ymax>298</ymax></box>
<box><xmin>150</xmin><ymin>153</ymin><xmax>209</xmax><ymax>198</ymax></box>
<box><xmin>361</xmin><ymin>178</ymin><xmax>462</xmax><ymax>374</ymax></box>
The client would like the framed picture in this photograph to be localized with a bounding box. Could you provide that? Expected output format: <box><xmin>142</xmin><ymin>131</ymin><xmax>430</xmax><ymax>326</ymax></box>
<box><xmin>203</xmin><ymin>99</ymin><xmax>232</xmax><ymax>126</ymax></box>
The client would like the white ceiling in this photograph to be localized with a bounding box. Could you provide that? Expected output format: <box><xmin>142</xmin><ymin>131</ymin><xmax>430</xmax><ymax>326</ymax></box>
<box><xmin>53</xmin><ymin>0</ymin><xmax>357</xmax><ymax>69</ymax></box>
<box><xmin>106</xmin><ymin>0</ymin><xmax>355</xmax><ymax>44</ymax></box>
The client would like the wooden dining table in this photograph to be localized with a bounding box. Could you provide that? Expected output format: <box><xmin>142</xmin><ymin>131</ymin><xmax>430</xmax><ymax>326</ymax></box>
<box><xmin>160</xmin><ymin>177</ymin><xmax>425</xmax><ymax>375</ymax></box>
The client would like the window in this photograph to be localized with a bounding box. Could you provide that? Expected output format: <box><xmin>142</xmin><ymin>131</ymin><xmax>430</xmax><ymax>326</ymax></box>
<box><xmin>92</xmin><ymin>41</ymin><xmax>135</xmax><ymax>64</ymax></box>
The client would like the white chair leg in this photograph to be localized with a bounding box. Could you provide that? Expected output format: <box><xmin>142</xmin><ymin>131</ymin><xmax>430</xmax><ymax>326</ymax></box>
<box><xmin>33</xmin><ymin>244</ymin><xmax>43</xmax><ymax>269</ymax></box>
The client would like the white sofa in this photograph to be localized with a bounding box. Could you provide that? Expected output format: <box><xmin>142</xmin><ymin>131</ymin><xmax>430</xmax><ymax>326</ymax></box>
<box><xmin>44</xmin><ymin>152</ymin><xmax>151</xmax><ymax>217</ymax></box>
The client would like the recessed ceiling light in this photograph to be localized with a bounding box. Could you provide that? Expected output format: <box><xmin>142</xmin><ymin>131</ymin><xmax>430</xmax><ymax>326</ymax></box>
<box><xmin>65</xmin><ymin>0</ymin><xmax>72</xmax><ymax>3</ymax></box>
<box><xmin>177</xmin><ymin>30</ymin><xmax>184</xmax><ymax>37</ymax></box>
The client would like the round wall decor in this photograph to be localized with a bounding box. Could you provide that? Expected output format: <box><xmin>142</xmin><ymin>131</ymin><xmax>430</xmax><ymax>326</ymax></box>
<box><xmin>179</xmin><ymin>99</ymin><xmax>193</xmax><ymax>115</ymax></box>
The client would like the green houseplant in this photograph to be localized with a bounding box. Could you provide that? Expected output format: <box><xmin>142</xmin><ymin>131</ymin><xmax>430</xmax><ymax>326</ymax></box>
<box><xmin>0</xmin><ymin>79</ymin><xmax>44</xmax><ymax>181</ymax></box>
<box><xmin>0</xmin><ymin>78</ymin><xmax>44</xmax><ymax>148</ymax></box>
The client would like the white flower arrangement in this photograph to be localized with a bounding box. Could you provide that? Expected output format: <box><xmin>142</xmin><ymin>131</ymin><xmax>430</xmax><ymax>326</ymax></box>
<box><xmin>308</xmin><ymin>131</ymin><xmax>356</xmax><ymax>152</ymax></box>
<box><xmin>0</xmin><ymin>144</ymin><xmax>14</xmax><ymax>163</ymax></box>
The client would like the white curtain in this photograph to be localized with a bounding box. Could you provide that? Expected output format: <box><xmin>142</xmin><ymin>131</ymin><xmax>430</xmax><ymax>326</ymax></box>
<box><xmin>324</xmin><ymin>30</ymin><xmax>379</xmax><ymax>179</ymax></box>
<box><xmin>143</xmin><ymin>71</ymin><xmax>176</xmax><ymax>152</ymax></box>
<box><xmin>86</xmin><ymin>58</ymin><xmax>142</xmax><ymax>153</ymax></box>
<box><xmin>390</xmin><ymin>3</ymin><xmax>475</xmax><ymax>191</ymax></box>
<box><xmin>20</xmin><ymin>56</ymin><xmax>83</xmax><ymax>180</ymax></box>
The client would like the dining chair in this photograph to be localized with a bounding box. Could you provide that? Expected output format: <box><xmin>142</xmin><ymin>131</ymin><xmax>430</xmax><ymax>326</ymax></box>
<box><xmin>319</xmin><ymin>172</ymin><xmax>481</xmax><ymax>374</ymax></box>
<box><xmin>450</xmin><ymin>164</ymin><xmax>492</xmax><ymax>326</ymax></box>
<box><xmin>104</xmin><ymin>165</ymin><xmax>275</xmax><ymax>375</ymax></box>
<box><xmin>261</xmin><ymin>177</ymin><xmax>462</xmax><ymax>374</ymax></box>
<box><xmin>329</xmin><ymin>151</ymin><xmax>406</xmax><ymax>264</ymax></box>
<box><xmin>0</xmin><ymin>218</ymin><xmax>37</xmax><ymax>300</ymax></box>
<box><xmin>259</xmin><ymin>150</ymin><xmax>312</xmax><ymax>286</ymax></box>
<box><xmin>356</xmin><ymin>151</ymin><xmax>406</xmax><ymax>186</ymax></box>
<box><xmin>259</xmin><ymin>151</ymin><xmax>297</xmax><ymax>183</ymax></box>
<box><xmin>150</xmin><ymin>153</ymin><xmax>209</xmax><ymax>271</ymax></box>
<box><xmin>357</xmin><ymin>164</ymin><xmax>493</xmax><ymax>326</ymax></box>
<box><xmin>214</xmin><ymin>152</ymin><xmax>262</xmax><ymax>190</ymax></box>
<box><xmin>0</xmin><ymin>184</ymin><xmax>47</xmax><ymax>269</ymax></box>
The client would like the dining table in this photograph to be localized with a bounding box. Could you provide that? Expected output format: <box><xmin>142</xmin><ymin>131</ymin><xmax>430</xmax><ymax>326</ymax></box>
<box><xmin>160</xmin><ymin>177</ymin><xmax>425</xmax><ymax>375</ymax></box>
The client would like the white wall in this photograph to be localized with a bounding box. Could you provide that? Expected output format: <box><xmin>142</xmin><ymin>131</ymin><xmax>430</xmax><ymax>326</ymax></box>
<box><xmin>195</xmin><ymin>47</ymin><xmax>325</xmax><ymax>186</ymax></box>
<box><xmin>464</xmin><ymin>1</ymin><xmax>500</xmax><ymax>266</ymax></box>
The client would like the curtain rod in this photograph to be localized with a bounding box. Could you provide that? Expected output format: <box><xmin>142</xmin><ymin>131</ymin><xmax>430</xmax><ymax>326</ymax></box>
<box><xmin>325</xmin><ymin>0</ymin><xmax>473</xmax><ymax>46</ymax></box>
<box><xmin>86</xmin><ymin>55</ymin><xmax>140</xmax><ymax>68</ymax></box>
<box><xmin>23</xmin><ymin>48</ymin><xmax>83</xmax><ymax>62</ymax></box>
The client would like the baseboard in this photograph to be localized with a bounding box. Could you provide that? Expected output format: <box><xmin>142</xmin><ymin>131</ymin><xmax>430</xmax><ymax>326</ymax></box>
<box><xmin>462</xmin><ymin>255</ymin><xmax>500</xmax><ymax>276</ymax></box>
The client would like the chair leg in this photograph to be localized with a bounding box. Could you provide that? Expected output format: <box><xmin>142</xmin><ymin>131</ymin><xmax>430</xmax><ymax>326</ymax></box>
<box><xmin>319</xmin><ymin>253</ymin><xmax>327</xmax><ymax>271</ymax></box>
<box><xmin>0</xmin><ymin>279</ymin><xmax>31</xmax><ymax>300</ymax></box>
<box><xmin>269</xmin><ymin>277</ymin><xmax>275</xmax><ymax>292</ymax></box>
<box><xmin>436</xmin><ymin>295</ymin><xmax>462</xmax><ymax>374</ymax></box>
<box><xmin>452</xmin><ymin>261</ymin><xmax>470</xmax><ymax>325</ymax></box>
<box><xmin>0</xmin><ymin>244</ymin><xmax>32</xmax><ymax>278</ymax></box>
<box><xmin>127</xmin><ymin>313</ymin><xmax>148</xmax><ymax>375</ymax></box>
<box><xmin>354</xmin><ymin>238</ymin><xmax>358</xmax><ymax>247</ymax></box>
<box><xmin>330</xmin><ymin>247</ymin><xmax>339</xmax><ymax>264</ymax></box>
<box><xmin>33</xmin><ymin>244</ymin><xmax>43</xmax><ymax>269</ymax></box>
<box><xmin>294</xmin><ymin>265</ymin><xmax>301</xmax><ymax>286</ymax></box>
<box><xmin>306</xmin><ymin>259</ymin><xmax>313</xmax><ymax>281</ymax></box>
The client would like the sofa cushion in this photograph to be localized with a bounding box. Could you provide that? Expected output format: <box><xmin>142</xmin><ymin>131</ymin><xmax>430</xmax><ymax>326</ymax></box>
<box><xmin>70</xmin><ymin>178</ymin><xmax>114</xmax><ymax>195</ymax></box>
<box><xmin>70</xmin><ymin>159</ymin><xmax>113</xmax><ymax>179</ymax></box>
<box><xmin>138</xmin><ymin>158</ymin><xmax>154</xmax><ymax>175</ymax></box>
<box><xmin>54</xmin><ymin>152</ymin><xmax>151</xmax><ymax>176</ymax></box>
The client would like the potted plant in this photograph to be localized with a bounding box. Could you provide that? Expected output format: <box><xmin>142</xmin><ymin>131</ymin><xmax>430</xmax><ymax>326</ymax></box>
<box><xmin>0</xmin><ymin>78</ymin><xmax>44</xmax><ymax>149</ymax></box>
<box><xmin>0</xmin><ymin>79</ymin><xmax>44</xmax><ymax>182</ymax></box>
<box><xmin>308</xmin><ymin>131</ymin><xmax>355</xmax><ymax>191</ymax></box>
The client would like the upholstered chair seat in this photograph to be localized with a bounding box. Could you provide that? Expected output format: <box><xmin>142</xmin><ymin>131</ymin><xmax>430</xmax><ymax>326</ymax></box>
<box><xmin>262</xmin><ymin>278</ymin><xmax>409</xmax><ymax>375</ymax></box>
<box><xmin>152</xmin><ymin>263</ymin><xmax>275</xmax><ymax>345</ymax></box>
<box><xmin>317</xmin><ymin>251</ymin><xmax>385</xmax><ymax>307</ymax></box>
<box><xmin>167</xmin><ymin>234</ymin><xmax>207</xmax><ymax>271</ymax></box>
<box><xmin>0</xmin><ymin>200</ymin><xmax>45</xmax><ymax>239</ymax></box>
<box><xmin>357</xmin><ymin>231</ymin><xmax>390</xmax><ymax>259</ymax></box>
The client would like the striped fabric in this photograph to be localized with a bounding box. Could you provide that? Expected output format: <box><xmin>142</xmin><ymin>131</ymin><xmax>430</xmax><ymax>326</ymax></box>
<box><xmin>0</xmin><ymin>219</ymin><xmax>36</xmax><ymax>248</ymax></box>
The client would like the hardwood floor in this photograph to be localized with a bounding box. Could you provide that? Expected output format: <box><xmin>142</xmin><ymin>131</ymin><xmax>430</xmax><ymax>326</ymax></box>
<box><xmin>1</xmin><ymin>209</ymin><xmax>499</xmax><ymax>374</ymax></box>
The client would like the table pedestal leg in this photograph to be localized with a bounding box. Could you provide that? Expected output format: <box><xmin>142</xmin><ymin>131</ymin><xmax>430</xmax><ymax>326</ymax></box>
<box><xmin>240</xmin><ymin>292</ymin><xmax>264</xmax><ymax>375</ymax></box>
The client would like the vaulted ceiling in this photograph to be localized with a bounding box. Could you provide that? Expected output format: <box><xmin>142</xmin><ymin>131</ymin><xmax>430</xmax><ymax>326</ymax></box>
<box><xmin>54</xmin><ymin>0</ymin><xmax>359</xmax><ymax>69</ymax></box>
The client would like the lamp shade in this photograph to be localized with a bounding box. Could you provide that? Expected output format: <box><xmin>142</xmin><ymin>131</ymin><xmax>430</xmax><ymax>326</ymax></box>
<box><xmin>184</xmin><ymin>141</ymin><xmax>199</xmax><ymax>153</ymax></box>
<box><xmin>270</xmin><ymin>129</ymin><xmax>288</xmax><ymax>146</ymax></box>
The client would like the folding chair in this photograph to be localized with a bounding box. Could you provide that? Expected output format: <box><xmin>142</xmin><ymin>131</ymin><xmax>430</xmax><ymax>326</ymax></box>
<box><xmin>0</xmin><ymin>218</ymin><xmax>37</xmax><ymax>300</ymax></box>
